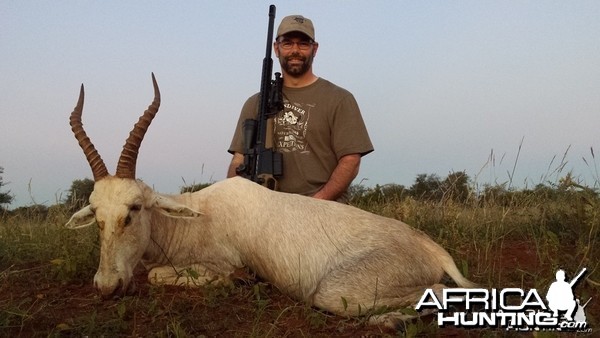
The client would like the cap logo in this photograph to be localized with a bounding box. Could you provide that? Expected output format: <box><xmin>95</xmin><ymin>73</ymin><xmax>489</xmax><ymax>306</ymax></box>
<box><xmin>293</xmin><ymin>17</ymin><xmax>305</xmax><ymax>24</ymax></box>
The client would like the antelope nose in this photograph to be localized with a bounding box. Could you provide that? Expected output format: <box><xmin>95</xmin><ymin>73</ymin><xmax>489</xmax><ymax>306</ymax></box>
<box><xmin>97</xmin><ymin>278</ymin><xmax>125</xmax><ymax>300</ymax></box>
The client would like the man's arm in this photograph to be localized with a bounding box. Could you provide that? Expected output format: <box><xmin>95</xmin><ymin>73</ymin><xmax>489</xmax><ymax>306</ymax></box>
<box><xmin>312</xmin><ymin>153</ymin><xmax>361</xmax><ymax>201</ymax></box>
<box><xmin>227</xmin><ymin>152</ymin><xmax>245</xmax><ymax>178</ymax></box>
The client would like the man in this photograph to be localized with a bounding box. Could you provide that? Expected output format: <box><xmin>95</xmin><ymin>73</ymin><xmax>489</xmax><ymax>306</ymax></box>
<box><xmin>227</xmin><ymin>14</ymin><xmax>373</xmax><ymax>202</ymax></box>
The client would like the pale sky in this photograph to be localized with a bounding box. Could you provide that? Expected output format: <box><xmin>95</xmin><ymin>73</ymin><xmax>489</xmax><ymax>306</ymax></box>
<box><xmin>2</xmin><ymin>1</ymin><xmax>599</xmax><ymax>208</ymax></box>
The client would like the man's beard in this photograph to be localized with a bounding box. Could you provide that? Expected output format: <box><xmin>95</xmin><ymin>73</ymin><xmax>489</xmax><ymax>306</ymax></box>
<box><xmin>280</xmin><ymin>52</ymin><xmax>314</xmax><ymax>77</ymax></box>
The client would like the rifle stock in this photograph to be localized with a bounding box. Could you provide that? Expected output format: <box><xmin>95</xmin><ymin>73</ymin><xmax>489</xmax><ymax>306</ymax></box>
<box><xmin>236</xmin><ymin>4</ymin><xmax>283</xmax><ymax>190</ymax></box>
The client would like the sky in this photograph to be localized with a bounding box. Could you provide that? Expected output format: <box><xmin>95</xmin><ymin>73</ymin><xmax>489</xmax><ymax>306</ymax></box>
<box><xmin>1</xmin><ymin>1</ymin><xmax>599</xmax><ymax>208</ymax></box>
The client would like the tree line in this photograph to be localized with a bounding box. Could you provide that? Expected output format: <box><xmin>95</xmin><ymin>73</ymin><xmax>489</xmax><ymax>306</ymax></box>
<box><xmin>2</xmin><ymin>167</ymin><xmax>598</xmax><ymax>217</ymax></box>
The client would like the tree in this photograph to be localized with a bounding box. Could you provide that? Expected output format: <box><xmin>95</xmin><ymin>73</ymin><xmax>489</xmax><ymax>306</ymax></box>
<box><xmin>440</xmin><ymin>171</ymin><xmax>471</xmax><ymax>203</ymax></box>
<box><xmin>349</xmin><ymin>183</ymin><xmax>407</xmax><ymax>205</ymax></box>
<box><xmin>0</xmin><ymin>166</ymin><xmax>14</xmax><ymax>208</ymax></box>
<box><xmin>409</xmin><ymin>173</ymin><xmax>443</xmax><ymax>201</ymax></box>
<box><xmin>64</xmin><ymin>178</ymin><xmax>95</xmax><ymax>210</ymax></box>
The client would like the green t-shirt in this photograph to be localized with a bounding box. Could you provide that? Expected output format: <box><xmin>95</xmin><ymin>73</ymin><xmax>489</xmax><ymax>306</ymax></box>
<box><xmin>229</xmin><ymin>78</ymin><xmax>373</xmax><ymax>197</ymax></box>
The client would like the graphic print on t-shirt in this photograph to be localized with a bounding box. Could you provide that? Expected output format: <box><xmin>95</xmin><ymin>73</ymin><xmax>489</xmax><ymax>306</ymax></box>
<box><xmin>275</xmin><ymin>101</ymin><xmax>312</xmax><ymax>153</ymax></box>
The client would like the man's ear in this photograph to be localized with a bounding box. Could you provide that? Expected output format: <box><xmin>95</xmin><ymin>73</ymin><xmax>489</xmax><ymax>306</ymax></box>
<box><xmin>152</xmin><ymin>195</ymin><xmax>203</xmax><ymax>218</ymax></box>
<box><xmin>65</xmin><ymin>205</ymin><xmax>96</xmax><ymax>229</ymax></box>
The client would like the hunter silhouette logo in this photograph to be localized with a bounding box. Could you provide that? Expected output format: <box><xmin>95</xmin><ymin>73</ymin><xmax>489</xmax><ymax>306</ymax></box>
<box><xmin>546</xmin><ymin>268</ymin><xmax>588</xmax><ymax>322</ymax></box>
<box><xmin>415</xmin><ymin>267</ymin><xmax>592</xmax><ymax>332</ymax></box>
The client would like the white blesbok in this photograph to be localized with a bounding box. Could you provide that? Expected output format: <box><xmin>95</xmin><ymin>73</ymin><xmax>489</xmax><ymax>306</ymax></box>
<box><xmin>66</xmin><ymin>74</ymin><xmax>475</xmax><ymax>327</ymax></box>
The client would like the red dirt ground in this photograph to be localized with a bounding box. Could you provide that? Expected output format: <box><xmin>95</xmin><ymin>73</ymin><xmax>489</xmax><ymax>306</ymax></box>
<box><xmin>1</xmin><ymin>240</ymin><xmax>597</xmax><ymax>337</ymax></box>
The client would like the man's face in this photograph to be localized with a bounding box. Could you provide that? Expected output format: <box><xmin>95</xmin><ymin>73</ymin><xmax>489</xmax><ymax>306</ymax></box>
<box><xmin>275</xmin><ymin>33</ymin><xmax>318</xmax><ymax>77</ymax></box>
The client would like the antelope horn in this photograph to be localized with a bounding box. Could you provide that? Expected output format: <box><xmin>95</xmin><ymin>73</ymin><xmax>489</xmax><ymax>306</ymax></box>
<box><xmin>70</xmin><ymin>84</ymin><xmax>109</xmax><ymax>181</ymax></box>
<box><xmin>115</xmin><ymin>73</ymin><xmax>161</xmax><ymax>179</ymax></box>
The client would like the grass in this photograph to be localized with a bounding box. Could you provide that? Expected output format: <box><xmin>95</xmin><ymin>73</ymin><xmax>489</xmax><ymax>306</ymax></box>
<box><xmin>1</xmin><ymin>174</ymin><xmax>599</xmax><ymax>336</ymax></box>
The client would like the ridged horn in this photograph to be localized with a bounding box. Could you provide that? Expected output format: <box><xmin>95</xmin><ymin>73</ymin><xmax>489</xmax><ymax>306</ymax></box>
<box><xmin>70</xmin><ymin>84</ymin><xmax>109</xmax><ymax>181</ymax></box>
<box><xmin>115</xmin><ymin>73</ymin><xmax>161</xmax><ymax>179</ymax></box>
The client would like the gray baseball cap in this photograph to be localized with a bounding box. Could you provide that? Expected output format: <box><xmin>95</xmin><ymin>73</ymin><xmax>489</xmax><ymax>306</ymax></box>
<box><xmin>276</xmin><ymin>15</ymin><xmax>315</xmax><ymax>40</ymax></box>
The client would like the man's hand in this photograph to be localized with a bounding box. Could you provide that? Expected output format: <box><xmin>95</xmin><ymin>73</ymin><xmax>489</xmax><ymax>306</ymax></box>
<box><xmin>312</xmin><ymin>153</ymin><xmax>361</xmax><ymax>201</ymax></box>
<box><xmin>227</xmin><ymin>152</ymin><xmax>245</xmax><ymax>178</ymax></box>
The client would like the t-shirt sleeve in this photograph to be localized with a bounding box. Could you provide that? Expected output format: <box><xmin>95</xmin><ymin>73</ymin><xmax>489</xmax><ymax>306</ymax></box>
<box><xmin>331</xmin><ymin>93</ymin><xmax>374</xmax><ymax>159</ymax></box>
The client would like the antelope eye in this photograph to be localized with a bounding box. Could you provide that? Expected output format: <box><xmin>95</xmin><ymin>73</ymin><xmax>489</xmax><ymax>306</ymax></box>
<box><xmin>124</xmin><ymin>214</ymin><xmax>132</xmax><ymax>227</ymax></box>
<box><xmin>124</xmin><ymin>205</ymin><xmax>141</xmax><ymax>227</ymax></box>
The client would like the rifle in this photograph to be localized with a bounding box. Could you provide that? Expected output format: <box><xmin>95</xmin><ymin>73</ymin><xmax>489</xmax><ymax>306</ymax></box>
<box><xmin>579</xmin><ymin>297</ymin><xmax>592</xmax><ymax>309</ymax></box>
<box><xmin>569</xmin><ymin>268</ymin><xmax>587</xmax><ymax>287</ymax></box>
<box><xmin>236</xmin><ymin>4</ymin><xmax>283</xmax><ymax>190</ymax></box>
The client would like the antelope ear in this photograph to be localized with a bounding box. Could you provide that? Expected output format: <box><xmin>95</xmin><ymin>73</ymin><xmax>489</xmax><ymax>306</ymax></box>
<box><xmin>152</xmin><ymin>195</ymin><xmax>203</xmax><ymax>218</ymax></box>
<box><xmin>65</xmin><ymin>205</ymin><xmax>96</xmax><ymax>229</ymax></box>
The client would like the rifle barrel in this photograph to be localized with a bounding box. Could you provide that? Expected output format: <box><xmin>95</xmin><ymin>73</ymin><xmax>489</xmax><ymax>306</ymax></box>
<box><xmin>570</xmin><ymin>268</ymin><xmax>587</xmax><ymax>287</ymax></box>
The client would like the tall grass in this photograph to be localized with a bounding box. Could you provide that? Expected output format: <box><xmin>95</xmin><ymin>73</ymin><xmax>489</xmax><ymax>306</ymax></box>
<box><xmin>371</xmin><ymin>185</ymin><xmax>598</xmax><ymax>287</ymax></box>
<box><xmin>0</xmin><ymin>204</ymin><xmax>99</xmax><ymax>282</ymax></box>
